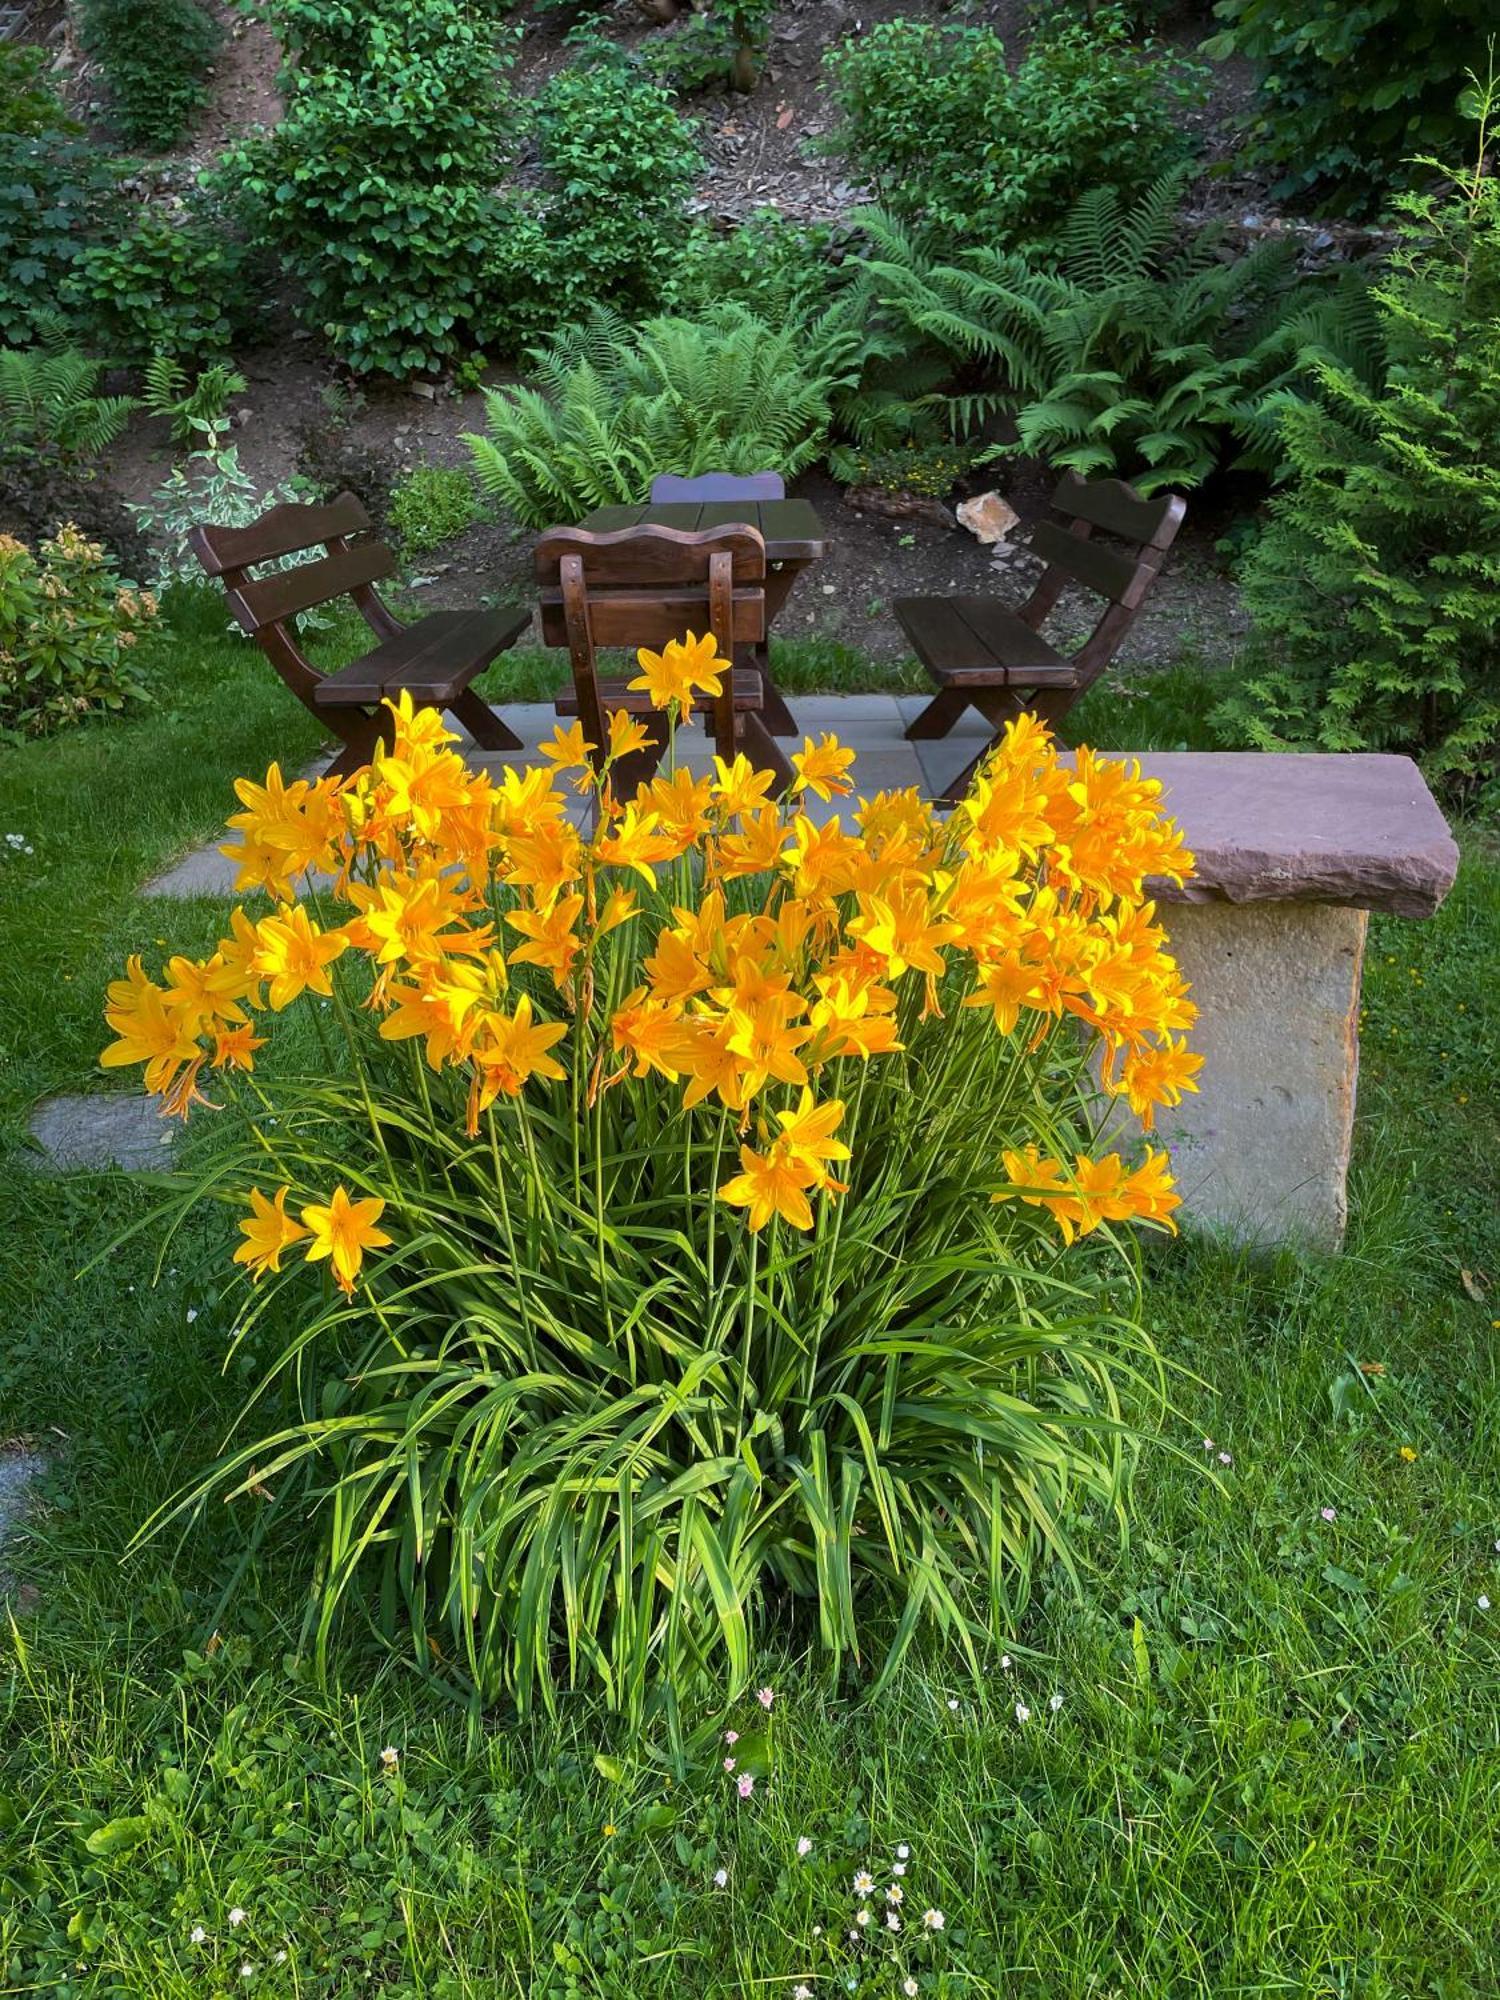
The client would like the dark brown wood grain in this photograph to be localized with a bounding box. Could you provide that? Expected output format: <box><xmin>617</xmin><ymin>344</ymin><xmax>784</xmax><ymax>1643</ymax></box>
<box><xmin>191</xmin><ymin>491</ymin><xmax>525</xmax><ymax>776</ymax></box>
<box><xmin>898</xmin><ymin>474</ymin><xmax>1186</xmax><ymax>800</ymax></box>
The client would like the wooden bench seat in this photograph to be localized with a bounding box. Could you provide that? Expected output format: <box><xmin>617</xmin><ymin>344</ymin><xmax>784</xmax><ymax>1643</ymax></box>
<box><xmin>191</xmin><ymin>492</ymin><xmax>526</xmax><ymax>777</ymax></box>
<box><xmin>314</xmin><ymin>606</ymin><xmax>530</xmax><ymax>709</ymax></box>
<box><xmin>898</xmin><ymin>473</ymin><xmax>1186</xmax><ymax>798</ymax></box>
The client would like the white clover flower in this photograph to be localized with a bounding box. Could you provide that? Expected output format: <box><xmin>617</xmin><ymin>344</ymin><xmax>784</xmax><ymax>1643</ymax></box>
<box><xmin>757</xmin><ymin>1686</ymin><xmax>775</xmax><ymax>1709</ymax></box>
<box><xmin>190</xmin><ymin>1927</ymin><xmax>206</xmax><ymax>1945</ymax></box>
<box><xmin>847</xmin><ymin>1929</ymin><xmax>859</xmax><ymax>1944</ymax></box>
<box><xmin>1015</xmin><ymin>1702</ymin><xmax>1030</xmax><ymax>1723</ymax></box>
<box><xmin>1218</xmin><ymin>1451</ymin><xmax>1233</xmax><ymax>1466</ymax></box>
<box><xmin>896</xmin><ymin>1843</ymin><xmax>909</xmax><ymax>1859</ymax></box>
<box><xmin>999</xmin><ymin>1655</ymin><xmax>1011</xmax><ymax>1671</ymax></box>
<box><xmin>922</xmin><ymin>1907</ymin><xmax>945</xmax><ymax>1931</ymax></box>
<box><xmin>274</xmin><ymin>1951</ymin><xmax>287</xmax><ymax>1965</ymax></box>
<box><xmin>892</xmin><ymin>1861</ymin><xmax>907</xmax><ymax>1877</ymax></box>
<box><xmin>1321</xmin><ymin>1507</ymin><xmax>1337</xmax><ymax>1522</ymax></box>
<box><xmin>886</xmin><ymin>1911</ymin><xmax>901</xmax><ymax>1931</ymax></box>
<box><xmin>1049</xmin><ymin>1692</ymin><xmax>1064</xmax><ymax>1712</ymax></box>
<box><xmin>812</xmin><ymin>1925</ymin><xmax>823</xmax><ymax>1938</ymax></box>
<box><xmin>725</xmin><ymin>1728</ymin><xmax>739</xmax><ymax>1745</ymax></box>
<box><xmin>904</xmin><ymin>1981</ymin><xmax>919</xmax><ymax>1998</ymax></box>
<box><xmin>379</xmin><ymin>1746</ymin><xmax>399</xmax><ymax>1771</ymax></box>
<box><xmin>713</xmin><ymin>1867</ymin><xmax>728</xmax><ymax>1888</ymax></box>
<box><xmin>737</xmin><ymin>1772</ymin><xmax>755</xmax><ymax>1798</ymax></box>
<box><xmin>945</xmin><ymin>1697</ymin><xmax>959</xmax><ymax>1712</ymax></box>
<box><xmin>1480</xmin><ymin>1595</ymin><xmax>1492</xmax><ymax>1611</ymax></box>
<box><xmin>853</xmin><ymin>1870</ymin><xmax>875</xmax><ymax>1896</ymax></box>
<box><xmin>228</xmin><ymin>1908</ymin><xmax>246</xmax><ymax>1928</ymax></box>
<box><xmin>723</xmin><ymin>1756</ymin><xmax>736</xmax><ymax>1772</ymax></box>
<box><xmin>1202</xmin><ymin>1437</ymin><xmax>1214</xmax><ymax>1451</ymax></box>
<box><xmin>794</xmin><ymin>1987</ymin><xmax>812</xmax><ymax>2000</ymax></box>
<box><xmin>796</xmin><ymin>1835</ymin><xmax>813</xmax><ymax>1857</ymax></box>
<box><xmin>240</xmin><ymin>1967</ymin><xmax>254</xmax><ymax>1982</ymax></box>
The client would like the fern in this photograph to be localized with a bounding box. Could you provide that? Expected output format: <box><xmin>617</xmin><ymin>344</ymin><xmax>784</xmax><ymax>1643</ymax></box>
<box><xmin>465</xmin><ymin>304</ymin><xmax>867</xmax><ymax>530</ymax></box>
<box><xmin>841</xmin><ymin>180</ymin><xmax>1382</xmax><ymax>493</ymax></box>
<box><xmin>0</xmin><ymin>348</ymin><xmax>137</xmax><ymax>466</ymax></box>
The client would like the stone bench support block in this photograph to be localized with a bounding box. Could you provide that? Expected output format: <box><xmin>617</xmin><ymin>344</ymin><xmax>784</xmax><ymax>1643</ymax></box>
<box><xmin>1100</xmin><ymin>751</ymin><xmax>1459</xmax><ymax>1253</ymax></box>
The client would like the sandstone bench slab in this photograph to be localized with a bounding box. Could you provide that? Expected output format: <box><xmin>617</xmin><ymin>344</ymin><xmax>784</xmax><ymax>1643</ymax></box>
<box><xmin>1102</xmin><ymin>751</ymin><xmax>1458</xmax><ymax>1252</ymax></box>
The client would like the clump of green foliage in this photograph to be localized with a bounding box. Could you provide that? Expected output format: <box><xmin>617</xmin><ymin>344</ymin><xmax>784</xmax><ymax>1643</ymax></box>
<box><xmin>824</xmin><ymin>8</ymin><xmax>1203</xmax><ymax>248</ymax></box>
<box><xmin>829</xmin><ymin>440</ymin><xmax>980</xmax><ymax>498</ymax></box>
<box><xmin>0</xmin><ymin>342</ymin><xmax>151</xmax><ymax>575</ymax></box>
<box><xmin>0</xmin><ymin>523</ymin><xmax>155</xmax><ymax>735</ymax></box>
<box><xmin>845</xmin><ymin>177</ymin><xmax>1379</xmax><ymax>494</ymax></box>
<box><xmin>0</xmin><ymin>43</ymin><xmax>78</xmax><ymax>136</ymax></box>
<box><xmin>466</xmin><ymin>302</ymin><xmax>863</xmax><ymax>528</ymax></box>
<box><xmin>78</xmin><ymin>0</ymin><xmax>222</xmax><ymax>151</ymax></box>
<box><xmin>66</xmin><ymin>200</ymin><xmax>250</xmax><ymax>364</ymax></box>
<box><xmin>0</xmin><ymin>134</ymin><xmax>118</xmax><ymax>347</ymax></box>
<box><xmin>226</xmin><ymin>0</ymin><xmax>534</xmax><ymax>378</ymax></box>
<box><xmin>388</xmin><ymin>464</ymin><xmax>480</xmax><ymax>555</ymax></box>
<box><xmin>1218</xmin><ymin>86</ymin><xmax>1500</xmax><ymax>800</ymax></box>
<box><xmin>530</xmin><ymin>50</ymin><xmax>701</xmax><ymax>324</ymax></box>
<box><xmin>1203</xmin><ymin>0</ymin><xmax>1494</xmax><ymax>213</ymax></box>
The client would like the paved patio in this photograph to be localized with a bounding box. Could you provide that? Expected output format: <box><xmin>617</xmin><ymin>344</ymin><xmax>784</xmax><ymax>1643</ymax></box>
<box><xmin>144</xmin><ymin>694</ymin><xmax>994</xmax><ymax>898</ymax></box>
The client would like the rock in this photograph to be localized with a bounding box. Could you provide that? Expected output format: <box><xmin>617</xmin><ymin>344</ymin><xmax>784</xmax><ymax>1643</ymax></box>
<box><xmin>844</xmin><ymin>484</ymin><xmax>955</xmax><ymax>529</ymax></box>
<box><xmin>233</xmin><ymin>407</ymin><xmax>253</xmax><ymax>428</ymax></box>
<box><xmin>27</xmin><ymin>1093</ymin><xmax>176</xmax><ymax>1173</ymax></box>
<box><xmin>409</xmin><ymin>382</ymin><xmax>438</xmax><ymax>402</ymax></box>
<box><xmin>956</xmin><ymin>491</ymin><xmax>1020</xmax><ymax>544</ymax></box>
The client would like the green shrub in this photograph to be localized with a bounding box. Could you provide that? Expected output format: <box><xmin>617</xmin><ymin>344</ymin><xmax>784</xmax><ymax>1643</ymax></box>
<box><xmin>1202</xmin><ymin>0</ymin><xmax>1493</xmax><ymax>213</ymax></box>
<box><xmin>0</xmin><ymin>524</ymin><xmax>155</xmax><ymax>736</ymax></box>
<box><xmin>667</xmin><ymin>210</ymin><xmax>842</xmax><ymax>322</ymax></box>
<box><xmin>829</xmin><ymin>440</ymin><xmax>981</xmax><ymax>498</ymax></box>
<box><xmin>642</xmin><ymin>0</ymin><xmax>775</xmax><ymax>95</ymax></box>
<box><xmin>0</xmin><ymin>134</ymin><xmax>119</xmax><ymax>347</ymax></box>
<box><xmin>66</xmin><ymin>201</ymin><xmax>250</xmax><ymax>364</ymax></box>
<box><xmin>0</xmin><ymin>43</ymin><xmax>78</xmax><ymax>137</ymax></box>
<box><xmin>78</xmin><ymin>0</ymin><xmax>222</xmax><ymax>151</ymax></box>
<box><xmin>846</xmin><ymin>179</ymin><xmax>1379</xmax><ymax>493</ymax></box>
<box><xmin>0</xmin><ymin>346</ymin><xmax>136</xmax><ymax>466</ymax></box>
<box><xmin>824</xmin><ymin>9</ymin><xmax>1202</xmax><ymax>248</ymax></box>
<box><xmin>530</xmin><ymin>52</ymin><xmax>701</xmax><ymax>321</ymax></box>
<box><xmin>227</xmin><ymin>0</ymin><xmax>536</xmax><ymax>377</ymax></box>
<box><xmin>388</xmin><ymin>464</ymin><xmax>480</xmax><ymax>554</ymax></box>
<box><xmin>466</xmin><ymin>302</ymin><xmax>863</xmax><ymax>528</ymax></box>
<box><xmin>1217</xmin><ymin>96</ymin><xmax>1500</xmax><ymax>797</ymax></box>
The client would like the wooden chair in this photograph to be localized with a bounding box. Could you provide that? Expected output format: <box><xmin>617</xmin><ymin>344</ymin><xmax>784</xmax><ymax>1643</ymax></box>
<box><xmin>648</xmin><ymin>470</ymin><xmax>785</xmax><ymax>503</ymax></box>
<box><xmin>535</xmin><ymin>523</ymin><xmax>789</xmax><ymax>794</ymax></box>
<box><xmin>190</xmin><ymin>492</ymin><xmax>528</xmax><ymax>778</ymax></box>
<box><xmin>898</xmin><ymin>472</ymin><xmax>1187</xmax><ymax>801</ymax></box>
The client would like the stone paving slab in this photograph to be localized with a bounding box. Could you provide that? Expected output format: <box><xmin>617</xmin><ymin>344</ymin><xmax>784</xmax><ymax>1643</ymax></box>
<box><xmin>27</xmin><ymin>1092</ymin><xmax>176</xmax><ymax>1172</ymax></box>
<box><xmin>0</xmin><ymin>1447</ymin><xmax>46</xmax><ymax>1596</ymax></box>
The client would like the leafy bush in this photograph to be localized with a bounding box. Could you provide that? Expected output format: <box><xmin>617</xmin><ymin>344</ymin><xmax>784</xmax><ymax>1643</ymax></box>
<box><xmin>227</xmin><ymin>0</ymin><xmax>534</xmax><ymax>377</ymax></box>
<box><xmin>466</xmin><ymin>302</ymin><xmax>863</xmax><ymax>527</ymax></box>
<box><xmin>667</xmin><ymin>210</ymin><xmax>843</xmax><ymax>322</ymax></box>
<box><xmin>642</xmin><ymin>0</ymin><xmax>775</xmax><ymax>95</ymax></box>
<box><xmin>0</xmin><ymin>134</ymin><xmax>119</xmax><ymax>347</ymax></box>
<box><xmin>388</xmin><ymin>464</ymin><xmax>480</xmax><ymax>555</ymax></box>
<box><xmin>66</xmin><ymin>200</ymin><xmax>251</xmax><ymax>364</ymax></box>
<box><xmin>78</xmin><ymin>0</ymin><xmax>222</xmax><ymax>151</ymax></box>
<box><xmin>1217</xmin><ymin>99</ymin><xmax>1500</xmax><ymax>797</ymax></box>
<box><xmin>116</xmin><ymin>683</ymin><xmax>1197</xmax><ymax>1719</ymax></box>
<box><xmin>829</xmin><ymin>440</ymin><xmax>981</xmax><ymax>498</ymax></box>
<box><xmin>0</xmin><ymin>525</ymin><xmax>154</xmax><ymax>735</ymax></box>
<box><xmin>847</xmin><ymin>179</ymin><xmax>1379</xmax><ymax>493</ymax></box>
<box><xmin>824</xmin><ymin>10</ymin><xmax>1202</xmax><ymax>248</ymax></box>
<box><xmin>1202</xmin><ymin>0</ymin><xmax>1493</xmax><ymax>213</ymax></box>
<box><xmin>0</xmin><ymin>43</ymin><xmax>78</xmax><ymax>137</ymax></box>
<box><xmin>530</xmin><ymin>52</ymin><xmax>701</xmax><ymax>321</ymax></box>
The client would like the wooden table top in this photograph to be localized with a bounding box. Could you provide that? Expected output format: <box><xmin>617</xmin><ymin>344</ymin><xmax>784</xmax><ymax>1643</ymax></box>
<box><xmin>577</xmin><ymin>498</ymin><xmax>827</xmax><ymax>563</ymax></box>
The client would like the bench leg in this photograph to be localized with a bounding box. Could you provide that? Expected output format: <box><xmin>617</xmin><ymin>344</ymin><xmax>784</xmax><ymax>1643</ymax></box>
<box><xmin>449</xmin><ymin>686</ymin><xmax>521</xmax><ymax>752</ymax></box>
<box><xmin>904</xmin><ymin>685</ymin><xmax>972</xmax><ymax>741</ymax></box>
<box><xmin>323</xmin><ymin>708</ymin><xmax>394</xmax><ymax>780</ymax></box>
<box><xmin>738</xmin><ymin>710</ymin><xmax>795</xmax><ymax>795</ymax></box>
<box><xmin>604</xmin><ymin>711</ymin><xmax>672</xmax><ymax>799</ymax></box>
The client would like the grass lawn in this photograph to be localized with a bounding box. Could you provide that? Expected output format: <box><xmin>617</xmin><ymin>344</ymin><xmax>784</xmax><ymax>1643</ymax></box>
<box><xmin>2</xmin><ymin>598</ymin><xmax>1498</xmax><ymax>1997</ymax></box>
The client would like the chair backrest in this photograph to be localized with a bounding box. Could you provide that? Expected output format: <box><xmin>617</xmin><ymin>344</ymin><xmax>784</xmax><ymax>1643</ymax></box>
<box><xmin>190</xmin><ymin>491</ymin><xmax>402</xmax><ymax>709</ymax></box>
<box><xmin>1020</xmin><ymin>472</ymin><xmax>1186</xmax><ymax>688</ymax></box>
<box><xmin>535</xmin><ymin>524</ymin><xmax>767</xmax><ymax>762</ymax></box>
<box><xmin>648</xmin><ymin>470</ymin><xmax>785</xmax><ymax>503</ymax></box>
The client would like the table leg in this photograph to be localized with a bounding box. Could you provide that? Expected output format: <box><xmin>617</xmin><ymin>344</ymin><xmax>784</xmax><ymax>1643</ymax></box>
<box><xmin>754</xmin><ymin>564</ymin><xmax>805</xmax><ymax>737</ymax></box>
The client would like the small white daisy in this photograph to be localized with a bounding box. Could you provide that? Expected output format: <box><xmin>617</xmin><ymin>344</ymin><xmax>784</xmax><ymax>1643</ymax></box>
<box><xmin>1015</xmin><ymin>1702</ymin><xmax>1030</xmax><ymax>1723</ymax></box>
<box><xmin>892</xmin><ymin>1860</ymin><xmax>907</xmax><ymax>1877</ymax></box>
<box><xmin>794</xmin><ymin>1987</ymin><xmax>812</xmax><ymax>1999</ymax></box>
<box><xmin>896</xmin><ymin>1843</ymin><xmax>909</xmax><ymax>1859</ymax></box>
<box><xmin>713</xmin><ymin>1867</ymin><xmax>728</xmax><ymax>1888</ymax></box>
<box><xmin>999</xmin><ymin>1655</ymin><xmax>1011</xmax><ymax>1671</ymax></box>
<box><xmin>886</xmin><ymin>1910</ymin><xmax>901</xmax><ymax>1931</ymax></box>
<box><xmin>856</xmin><ymin>1908</ymin><xmax>871</xmax><ymax>1928</ymax></box>
<box><xmin>1049</xmin><ymin>1692</ymin><xmax>1064</xmax><ymax>1712</ymax></box>
<box><xmin>228</xmin><ymin>1908</ymin><xmax>246</xmax><ymax>1928</ymax></box>
<box><xmin>922</xmin><ymin>1907</ymin><xmax>945</xmax><ymax>1931</ymax></box>
<box><xmin>240</xmin><ymin>1966</ymin><xmax>254</xmax><ymax>1982</ymax></box>
<box><xmin>853</xmin><ymin>1870</ymin><xmax>875</xmax><ymax>1897</ymax></box>
<box><xmin>379</xmin><ymin>1746</ymin><xmax>399</xmax><ymax>1770</ymax></box>
<box><xmin>796</xmin><ymin>1835</ymin><xmax>813</xmax><ymax>1856</ymax></box>
<box><xmin>886</xmin><ymin>1883</ymin><xmax>904</xmax><ymax>1904</ymax></box>
<box><xmin>1480</xmin><ymin>1594</ymin><xmax>1492</xmax><ymax>1611</ymax></box>
<box><xmin>904</xmin><ymin>1981</ymin><xmax>919</xmax><ymax>1998</ymax></box>
<box><xmin>945</xmin><ymin>1697</ymin><xmax>959</xmax><ymax>1711</ymax></box>
<box><xmin>190</xmin><ymin>1927</ymin><xmax>206</xmax><ymax>1945</ymax></box>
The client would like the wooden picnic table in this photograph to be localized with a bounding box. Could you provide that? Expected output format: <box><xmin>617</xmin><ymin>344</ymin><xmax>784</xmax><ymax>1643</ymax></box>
<box><xmin>575</xmin><ymin>498</ymin><xmax>828</xmax><ymax>736</ymax></box>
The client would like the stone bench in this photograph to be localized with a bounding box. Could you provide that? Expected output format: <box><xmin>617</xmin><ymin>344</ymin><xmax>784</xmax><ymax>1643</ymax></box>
<box><xmin>1107</xmin><ymin>752</ymin><xmax>1459</xmax><ymax>1252</ymax></box>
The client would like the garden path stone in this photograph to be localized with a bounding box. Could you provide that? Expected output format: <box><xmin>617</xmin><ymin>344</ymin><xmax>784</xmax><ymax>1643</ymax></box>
<box><xmin>27</xmin><ymin>1092</ymin><xmax>175</xmax><ymax>1173</ymax></box>
<box><xmin>0</xmin><ymin>1447</ymin><xmax>46</xmax><ymax>1593</ymax></box>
